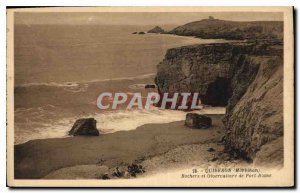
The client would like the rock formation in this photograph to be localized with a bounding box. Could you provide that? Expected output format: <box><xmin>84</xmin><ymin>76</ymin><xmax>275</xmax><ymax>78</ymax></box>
<box><xmin>145</xmin><ymin>84</ymin><xmax>156</xmax><ymax>89</ymax></box>
<box><xmin>155</xmin><ymin>40</ymin><xmax>283</xmax><ymax>166</ymax></box>
<box><xmin>185</xmin><ymin>113</ymin><xmax>212</xmax><ymax>129</ymax></box>
<box><xmin>69</xmin><ymin>118</ymin><xmax>99</xmax><ymax>136</ymax></box>
<box><xmin>168</xmin><ymin>18</ymin><xmax>283</xmax><ymax>40</ymax></box>
<box><xmin>223</xmin><ymin>53</ymin><xmax>283</xmax><ymax>163</ymax></box>
<box><xmin>147</xmin><ymin>26</ymin><xmax>165</xmax><ymax>34</ymax></box>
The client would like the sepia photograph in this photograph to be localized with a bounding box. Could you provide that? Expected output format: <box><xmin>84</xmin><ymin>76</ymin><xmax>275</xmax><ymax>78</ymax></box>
<box><xmin>6</xmin><ymin>7</ymin><xmax>294</xmax><ymax>187</ymax></box>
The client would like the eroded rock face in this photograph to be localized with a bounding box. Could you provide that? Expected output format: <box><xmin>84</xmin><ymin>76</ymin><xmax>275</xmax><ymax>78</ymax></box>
<box><xmin>223</xmin><ymin>55</ymin><xmax>283</xmax><ymax>162</ymax></box>
<box><xmin>155</xmin><ymin>43</ymin><xmax>258</xmax><ymax>106</ymax></box>
<box><xmin>155</xmin><ymin>41</ymin><xmax>283</xmax><ymax>166</ymax></box>
<box><xmin>253</xmin><ymin>137</ymin><xmax>283</xmax><ymax>168</ymax></box>
<box><xmin>185</xmin><ymin>113</ymin><xmax>212</xmax><ymax>129</ymax></box>
<box><xmin>69</xmin><ymin>118</ymin><xmax>99</xmax><ymax>136</ymax></box>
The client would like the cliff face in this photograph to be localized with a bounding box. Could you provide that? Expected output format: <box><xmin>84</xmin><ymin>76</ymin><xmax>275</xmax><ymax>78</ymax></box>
<box><xmin>224</xmin><ymin>55</ymin><xmax>283</xmax><ymax>165</ymax></box>
<box><xmin>155</xmin><ymin>42</ymin><xmax>282</xmax><ymax>106</ymax></box>
<box><xmin>155</xmin><ymin>42</ymin><xmax>283</xmax><ymax>166</ymax></box>
<box><xmin>155</xmin><ymin>43</ymin><xmax>247</xmax><ymax>106</ymax></box>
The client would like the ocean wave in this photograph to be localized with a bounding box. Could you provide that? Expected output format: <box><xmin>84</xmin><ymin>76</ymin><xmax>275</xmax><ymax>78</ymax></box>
<box><xmin>16</xmin><ymin>73</ymin><xmax>156</xmax><ymax>88</ymax></box>
<box><xmin>95</xmin><ymin>107</ymin><xmax>225</xmax><ymax>134</ymax></box>
<box><xmin>83</xmin><ymin>73</ymin><xmax>156</xmax><ymax>84</ymax></box>
<box><xmin>128</xmin><ymin>84</ymin><xmax>147</xmax><ymax>89</ymax></box>
<box><xmin>14</xmin><ymin>107</ymin><xmax>225</xmax><ymax>145</ymax></box>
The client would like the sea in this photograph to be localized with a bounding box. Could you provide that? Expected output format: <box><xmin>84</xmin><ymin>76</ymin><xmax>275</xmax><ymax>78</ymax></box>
<box><xmin>14</xmin><ymin>24</ymin><xmax>227</xmax><ymax>144</ymax></box>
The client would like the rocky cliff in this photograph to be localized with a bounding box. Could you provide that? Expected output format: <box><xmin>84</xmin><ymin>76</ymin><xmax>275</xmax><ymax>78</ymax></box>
<box><xmin>155</xmin><ymin>41</ymin><xmax>283</xmax><ymax>166</ymax></box>
<box><xmin>168</xmin><ymin>18</ymin><xmax>283</xmax><ymax>40</ymax></box>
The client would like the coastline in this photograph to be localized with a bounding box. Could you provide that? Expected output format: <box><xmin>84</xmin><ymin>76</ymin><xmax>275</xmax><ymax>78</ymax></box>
<box><xmin>15</xmin><ymin>114</ymin><xmax>234</xmax><ymax>179</ymax></box>
<box><xmin>8</xmin><ymin>8</ymin><xmax>293</xmax><ymax>187</ymax></box>
<box><xmin>13</xmin><ymin>36</ymin><xmax>284</xmax><ymax>180</ymax></box>
<box><xmin>14</xmin><ymin>32</ymin><xmax>230</xmax><ymax>145</ymax></box>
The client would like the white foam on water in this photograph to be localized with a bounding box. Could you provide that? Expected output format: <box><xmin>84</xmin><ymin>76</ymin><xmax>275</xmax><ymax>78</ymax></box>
<box><xmin>128</xmin><ymin>84</ymin><xmax>147</xmax><ymax>89</ymax></box>
<box><xmin>16</xmin><ymin>73</ymin><xmax>156</xmax><ymax>88</ymax></box>
<box><xmin>95</xmin><ymin>107</ymin><xmax>225</xmax><ymax>133</ymax></box>
<box><xmin>14</xmin><ymin>107</ymin><xmax>226</xmax><ymax>145</ymax></box>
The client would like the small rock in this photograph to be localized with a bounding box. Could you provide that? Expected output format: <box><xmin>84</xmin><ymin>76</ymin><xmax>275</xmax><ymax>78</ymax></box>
<box><xmin>101</xmin><ymin>173</ymin><xmax>110</xmax><ymax>180</ymax></box>
<box><xmin>113</xmin><ymin>167</ymin><xmax>125</xmax><ymax>178</ymax></box>
<box><xmin>220</xmin><ymin>153</ymin><xmax>231</xmax><ymax>161</ymax></box>
<box><xmin>127</xmin><ymin>164</ymin><xmax>145</xmax><ymax>177</ymax></box>
<box><xmin>138</xmin><ymin>32</ymin><xmax>146</xmax><ymax>34</ymax></box>
<box><xmin>185</xmin><ymin>113</ymin><xmax>212</xmax><ymax>129</ymax></box>
<box><xmin>69</xmin><ymin>118</ymin><xmax>99</xmax><ymax>136</ymax></box>
<box><xmin>145</xmin><ymin>84</ymin><xmax>156</xmax><ymax>89</ymax></box>
<box><xmin>207</xmin><ymin>147</ymin><xmax>215</xmax><ymax>152</ymax></box>
<box><xmin>132</xmin><ymin>32</ymin><xmax>138</xmax><ymax>34</ymax></box>
<box><xmin>210</xmin><ymin>157</ymin><xmax>218</xmax><ymax>162</ymax></box>
<box><xmin>218</xmin><ymin>135</ymin><xmax>226</xmax><ymax>143</ymax></box>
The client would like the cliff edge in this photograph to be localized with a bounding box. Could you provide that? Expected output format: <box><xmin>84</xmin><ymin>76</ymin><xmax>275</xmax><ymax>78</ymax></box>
<box><xmin>155</xmin><ymin>41</ymin><xmax>283</xmax><ymax>167</ymax></box>
<box><xmin>168</xmin><ymin>18</ymin><xmax>283</xmax><ymax>40</ymax></box>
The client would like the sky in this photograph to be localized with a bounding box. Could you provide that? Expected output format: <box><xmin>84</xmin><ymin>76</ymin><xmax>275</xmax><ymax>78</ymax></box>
<box><xmin>14</xmin><ymin>12</ymin><xmax>283</xmax><ymax>26</ymax></box>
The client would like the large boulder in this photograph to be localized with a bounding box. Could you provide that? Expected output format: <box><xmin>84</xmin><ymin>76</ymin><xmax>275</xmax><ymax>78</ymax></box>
<box><xmin>185</xmin><ymin>113</ymin><xmax>212</xmax><ymax>129</ymax></box>
<box><xmin>69</xmin><ymin>118</ymin><xmax>99</xmax><ymax>136</ymax></box>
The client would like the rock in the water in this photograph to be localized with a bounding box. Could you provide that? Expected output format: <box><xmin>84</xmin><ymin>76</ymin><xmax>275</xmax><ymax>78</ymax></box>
<box><xmin>145</xmin><ymin>84</ymin><xmax>156</xmax><ymax>89</ymax></box>
<box><xmin>147</xmin><ymin>26</ymin><xmax>165</xmax><ymax>34</ymax></box>
<box><xmin>138</xmin><ymin>31</ymin><xmax>146</xmax><ymax>34</ymax></box>
<box><xmin>132</xmin><ymin>32</ymin><xmax>138</xmax><ymax>34</ymax></box>
<box><xmin>69</xmin><ymin>118</ymin><xmax>99</xmax><ymax>136</ymax></box>
<box><xmin>185</xmin><ymin>113</ymin><xmax>212</xmax><ymax>129</ymax></box>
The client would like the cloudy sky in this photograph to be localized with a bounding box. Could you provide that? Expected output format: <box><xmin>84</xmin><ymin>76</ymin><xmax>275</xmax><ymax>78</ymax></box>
<box><xmin>15</xmin><ymin>12</ymin><xmax>283</xmax><ymax>26</ymax></box>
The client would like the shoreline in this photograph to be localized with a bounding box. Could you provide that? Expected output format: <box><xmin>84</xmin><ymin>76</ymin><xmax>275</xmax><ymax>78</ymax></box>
<box><xmin>14</xmin><ymin>106</ymin><xmax>226</xmax><ymax>145</ymax></box>
<box><xmin>15</xmin><ymin>114</ymin><xmax>235</xmax><ymax>179</ymax></box>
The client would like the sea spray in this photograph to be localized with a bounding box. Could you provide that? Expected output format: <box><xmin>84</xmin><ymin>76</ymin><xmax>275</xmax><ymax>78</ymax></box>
<box><xmin>14</xmin><ymin>107</ymin><xmax>225</xmax><ymax>144</ymax></box>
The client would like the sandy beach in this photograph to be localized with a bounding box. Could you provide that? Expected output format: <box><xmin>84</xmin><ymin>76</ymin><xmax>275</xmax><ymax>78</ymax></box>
<box><xmin>14</xmin><ymin>114</ymin><xmax>246</xmax><ymax>179</ymax></box>
<box><xmin>7</xmin><ymin>8</ymin><xmax>294</xmax><ymax>188</ymax></box>
<box><xmin>13</xmin><ymin>23</ymin><xmax>238</xmax><ymax>180</ymax></box>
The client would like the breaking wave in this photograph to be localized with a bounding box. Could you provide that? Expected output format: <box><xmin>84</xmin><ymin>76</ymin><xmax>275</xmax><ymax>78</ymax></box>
<box><xmin>14</xmin><ymin>107</ymin><xmax>225</xmax><ymax>145</ymax></box>
<box><xmin>16</xmin><ymin>73</ymin><xmax>155</xmax><ymax>88</ymax></box>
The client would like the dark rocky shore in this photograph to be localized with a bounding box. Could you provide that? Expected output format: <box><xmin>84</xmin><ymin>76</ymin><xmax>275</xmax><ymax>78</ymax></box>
<box><xmin>168</xmin><ymin>18</ymin><xmax>283</xmax><ymax>40</ymax></box>
<box><xmin>15</xmin><ymin>115</ymin><xmax>225</xmax><ymax>179</ymax></box>
<box><xmin>155</xmin><ymin>40</ymin><xmax>283</xmax><ymax>166</ymax></box>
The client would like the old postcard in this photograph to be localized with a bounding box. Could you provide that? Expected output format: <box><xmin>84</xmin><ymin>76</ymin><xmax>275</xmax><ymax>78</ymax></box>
<box><xmin>7</xmin><ymin>7</ymin><xmax>294</xmax><ymax>187</ymax></box>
